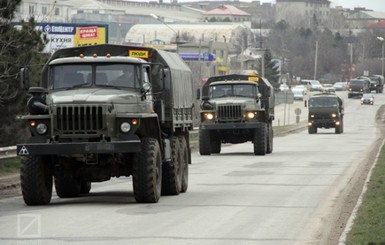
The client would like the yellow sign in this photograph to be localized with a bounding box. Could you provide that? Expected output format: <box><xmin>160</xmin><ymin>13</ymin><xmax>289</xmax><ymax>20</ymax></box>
<box><xmin>248</xmin><ymin>76</ymin><xmax>260</xmax><ymax>82</ymax></box>
<box><xmin>73</xmin><ymin>26</ymin><xmax>106</xmax><ymax>47</ymax></box>
<box><xmin>129</xmin><ymin>50</ymin><xmax>149</xmax><ymax>59</ymax></box>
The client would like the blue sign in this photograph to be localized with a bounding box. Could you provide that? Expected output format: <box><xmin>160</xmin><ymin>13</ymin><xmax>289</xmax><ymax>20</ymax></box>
<box><xmin>40</xmin><ymin>23</ymin><xmax>77</xmax><ymax>35</ymax></box>
<box><xmin>179</xmin><ymin>52</ymin><xmax>215</xmax><ymax>61</ymax></box>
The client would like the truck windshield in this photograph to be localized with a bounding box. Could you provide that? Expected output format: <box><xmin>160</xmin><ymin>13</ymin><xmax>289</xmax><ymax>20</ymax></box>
<box><xmin>349</xmin><ymin>80</ymin><xmax>364</xmax><ymax>86</ymax></box>
<box><xmin>49</xmin><ymin>64</ymin><xmax>141</xmax><ymax>89</ymax></box>
<box><xmin>309</xmin><ymin>97</ymin><xmax>338</xmax><ymax>107</ymax></box>
<box><xmin>210</xmin><ymin>84</ymin><xmax>257</xmax><ymax>98</ymax></box>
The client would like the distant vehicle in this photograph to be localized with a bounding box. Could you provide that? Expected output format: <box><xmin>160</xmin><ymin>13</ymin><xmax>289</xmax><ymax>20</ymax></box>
<box><xmin>301</xmin><ymin>79</ymin><xmax>323</xmax><ymax>91</ymax></box>
<box><xmin>348</xmin><ymin>78</ymin><xmax>371</xmax><ymax>98</ymax></box>
<box><xmin>361</xmin><ymin>93</ymin><xmax>374</xmax><ymax>105</ymax></box>
<box><xmin>279</xmin><ymin>83</ymin><xmax>289</xmax><ymax>92</ymax></box>
<box><xmin>306</xmin><ymin>93</ymin><xmax>344</xmax><ymax>134</ymax></box>
<box><xmin>292</xmin><ymin>86</ymin><xmax>305</xmax><ymax>100</ymax></box>
<box><xmin>322</xmin><ymin>84</ymin><xmax>336</xmax><ymax>93</ymax></box>
<box><xmin>333</xmin><ymin>82</ymin><xmax>348</xmax><ymax>91</ymax></box>
<box><xmin>368</xmin><ymin>75</ymin><xmax>384</xmax><ymax>93</ymax></box>
<box><xmin>197</xmin><ymin>74</ymin><xmax>275</xmax><ymax>156</ymax></box>
<box><xmin>293</xmin><ymin>85</ymin><xmax>308</xmax><ymax>94</ymax></box>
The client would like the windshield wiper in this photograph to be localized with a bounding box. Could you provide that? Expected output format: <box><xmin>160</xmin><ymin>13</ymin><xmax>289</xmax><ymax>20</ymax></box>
<box><xmin>66</xmin><ymin>83</ymin><xmax>91</xmax><ymax>90</ymax></box>
<box><xmin>97</xmin><ymin>84</ymin><xmax>122</xmax><ymax>90</ymax></box>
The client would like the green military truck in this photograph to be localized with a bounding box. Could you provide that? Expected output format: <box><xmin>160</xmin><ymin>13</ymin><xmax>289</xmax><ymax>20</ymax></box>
<box><xmin>197</xmin><ymin>74</ymin><xmax>275</xmax><ymax>155</ymax></box>
<box><xmin>17</xmin><ymin>44</ymin><xmax>194</xmax><ymax>205</ymax></box>
<box><xmin>306</xmin><ymin>93</ymin><xmax>344</xmax><ymax>134</ymax></box>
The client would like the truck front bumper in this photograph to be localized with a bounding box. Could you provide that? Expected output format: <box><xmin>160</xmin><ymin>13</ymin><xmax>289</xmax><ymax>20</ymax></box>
<box><xmin>17</xmin><ymin>137</ymin><xmax>141</xmax><ymax>156</ymax></box>
<box><xmin>200</xmin><ymin>121</ymin><xmax>260</xmax><ymax>130</ymax></box>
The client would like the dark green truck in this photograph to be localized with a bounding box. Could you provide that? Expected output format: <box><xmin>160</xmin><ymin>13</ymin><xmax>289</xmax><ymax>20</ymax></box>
<box><xmin>307</xmin><ymin>93</ymin><xmax>344</xmax><ymax>134</ymax></box>
<box><xmin>17</xmin><ymin>44</ymin><xmax>194</xmax><ymax>205</ymax></box>
<box><xmin>197</xmin><ymin>74</ymin><xmax>275</xmax><ymax>155</ymax></box>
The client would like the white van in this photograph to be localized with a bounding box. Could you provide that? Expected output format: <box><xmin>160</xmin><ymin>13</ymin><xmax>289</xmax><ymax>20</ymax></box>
<box><xmin>300</xmin><ymin>79</ymin><xmax>322</xmax><ymax>91</ymax></box>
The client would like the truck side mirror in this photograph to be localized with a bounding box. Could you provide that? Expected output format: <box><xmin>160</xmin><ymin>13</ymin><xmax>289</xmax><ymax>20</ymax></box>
<box><xmin>304</xmin><ymin>100</ymin><xmax>307</xmax><ymax>107</ymax></box>
<box><xmin>20</xmin><ymin>67</ymin><xmax>30</xmax><ymax>90</ymax></box>
<box><xmin>201</xmin><ymin>95</ymin><xmax>209</xmax><ymax>101</ymax></box>
<box><xmin>196</xmin><ymin>88</ymin><xmax>201</xmax><ymax>100</ymax></box>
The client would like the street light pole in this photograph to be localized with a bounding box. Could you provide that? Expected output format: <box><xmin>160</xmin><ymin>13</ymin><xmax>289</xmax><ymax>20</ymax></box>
<box><xmin>150</xmin><ymin>13</ymin><xmax>179</xmax><ymax>53</ymax></box>
<box><xmin>377</xmin><ymin>37</ymin><xmax>384</xmax><ymax>76</ymax></box>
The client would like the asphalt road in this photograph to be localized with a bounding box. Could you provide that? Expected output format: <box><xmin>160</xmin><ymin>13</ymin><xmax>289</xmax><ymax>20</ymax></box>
<box><xmin>0</xmin><ymin>91</ymin><xmax>383</xmax><ymax>245</ymax></box>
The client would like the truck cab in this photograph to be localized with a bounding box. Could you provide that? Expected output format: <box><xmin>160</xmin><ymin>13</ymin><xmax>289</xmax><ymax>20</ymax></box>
<box><xmin>198</xmin><ymin>74</ymin><xmax>274</xmax><ymax>155</ymax></box>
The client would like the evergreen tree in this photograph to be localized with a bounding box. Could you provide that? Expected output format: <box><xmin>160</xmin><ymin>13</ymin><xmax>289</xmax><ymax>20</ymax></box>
<box><xmin>0</xmin><ymin>0</ymin><xmax>47</xmax><ymax>146</ymax></box>
<box><xmin>264</xmin><ymin>49</ymin><xmax>280</xmax><ymax>88</ymax></box>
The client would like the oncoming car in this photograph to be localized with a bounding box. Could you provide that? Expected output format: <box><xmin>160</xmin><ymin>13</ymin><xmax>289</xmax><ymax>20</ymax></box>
<box><xmin>361</xmin><ymin>93</ymin><xmax>374</xmax><ymax>105</ymax></box>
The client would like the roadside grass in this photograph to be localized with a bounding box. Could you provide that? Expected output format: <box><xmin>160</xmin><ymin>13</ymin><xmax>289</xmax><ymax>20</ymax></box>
<box><xmin>0</xmin><ymin>158</ymin><xmax>20</xmax><ymax>176</ymax></box>
<box><xmin>345</xmin><ymin>144</ymin><xmax>385</xmax><ymax>244</ymax></box>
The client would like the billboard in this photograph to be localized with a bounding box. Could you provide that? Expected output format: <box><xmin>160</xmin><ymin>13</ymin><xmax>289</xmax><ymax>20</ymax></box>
<box><xmin>38</xmin><ymin>23</ymin><xmax>108</xmax><ymax>53</ymax></box>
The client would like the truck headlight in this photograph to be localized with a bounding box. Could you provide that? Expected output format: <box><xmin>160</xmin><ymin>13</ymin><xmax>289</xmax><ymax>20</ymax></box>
<box><xmin>331</xmin><ymin>113</ymin><xmax>337</xmax><ymax>118</ymax></box>
<box><xmin>36</xmin><ymin>123</ymin><xmax>48</xmax><ymax>135</ymax></box>
<box><xmin>204</xmin><ymin>113</ymin><xmax>214</xmax><ymax>120</ymax></box>
<box><xmin>120</xmin><ymin>122</ymin><xmax>131</xmax><ymax>133</ymax></box>
<box><xmin>310</xmin><ymin>114</ymin><xmax>315</xmax><ymax>118</ymax></box>
<box><xmin>246</xmin><ymin>112</ymin><xmax>256</xmax><ymax>119</ymax></box>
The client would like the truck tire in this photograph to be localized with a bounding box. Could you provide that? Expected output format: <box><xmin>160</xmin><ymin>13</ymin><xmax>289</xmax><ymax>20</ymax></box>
<box><xmin>54</xmin><ymin>174</ymin><xmax>81</xmax><ymax>198</ymax></box>
<box><xmin>20</xmin><ymin>155</ymin><xmax>53</xmax><ymax>205</ymax></box>
<box><xmin>211</xmin><ymin>136</ymin><xmax>221</xmax><ymax>154</ymax></box>
<box><xmin>161</xmin><ymin>137</ymin><xmax>182</xmax><ymax>195</ymax></box>
<box><xmin>199</xmin><ymin>130</ymin><xmax>211</xmax><ymax>155</ymax></box>
<box><xmin>335</xmin><ymin>119</ymin><xmax>344</xmax><ymax>134</ymax></box>
<box><xmin>266</xmin><ymin>122</ymin><xmax>273</xmax><ymax>154</ymax></box>
<box><xmin>80</xmin><ymin>181</ymin><xmax>91</xmax><ymax>194</ymax></box>
<box><xmin>308</xmin><ymin>126</ymin><xmax>317</xmax><ymax>134</ymax></box>
<box><xmin>254</xmin><ymin>122</ymin><xmax>267</xmax><ymax>155</ymax></box>
<box><xmin>179</xmin><ymin>136</ymin><xmax>189</xmax><ymax>193</ymax></box>
<box><xmin>133</xmin><ymin>137</ymin><xmax>162</xmax><ymax>203</ymax></box>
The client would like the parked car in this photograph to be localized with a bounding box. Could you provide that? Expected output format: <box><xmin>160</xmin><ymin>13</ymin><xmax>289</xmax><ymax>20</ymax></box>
<box><xmin>301</xmin><ymin>79</ymin><xmax>323</xmax><ymax>91</ymax></box>
<box><xmin>292</xmin><ymin>87</ymin><xmax>305</xmax><ymax>100</ymax></box>
<box><xmin>322</xmin><ymin>84</ymin><xmax>336</xmax><ymax>93</ymax></box>
<box><xmin>361</xmin><ymin>93</ymin><xmax>374</xmax><ymax>105</ymax></box>
<box><xmin>293</xmin><ymin>85</ymin><xmax>308</xmax><ymax>94</ymax></box>
<box><xmin>279</xmin><ymin>83</ymin><xmax>290</xmax><ymax>92</ymax></box>
<box><xmin>333</xmin><ymin>82</ymin><xmax>348</xmax><ymax>91</ymax></box>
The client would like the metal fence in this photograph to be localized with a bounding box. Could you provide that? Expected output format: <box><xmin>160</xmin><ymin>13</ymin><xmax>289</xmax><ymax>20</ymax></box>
<box><xmin>0</xmin><ymin>146</ymin><xmax>17</xmax><ymax>161</ymax></box>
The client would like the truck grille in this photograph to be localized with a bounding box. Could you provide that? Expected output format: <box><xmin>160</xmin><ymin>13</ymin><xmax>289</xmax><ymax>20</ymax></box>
<box><xmin>217</xmin><ymin>105</ymin><xmax>242</xmax><ymax>121</ymax></box>
<box><xmin>55</xmin><ymin>105</ymin><xmax>104</xmax><ymax>135</ymax></box>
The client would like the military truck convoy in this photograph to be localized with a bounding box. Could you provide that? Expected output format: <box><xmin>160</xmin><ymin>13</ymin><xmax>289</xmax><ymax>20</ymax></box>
<box><xmin>197</xmin><ymin>74</ymin><xmax>275</xmax><ymax>155</ymax></box>
<box><xmin>17</xmin><ymin>44</ymin><xmax>194</xmax><ymax>205</ymax></box>
<box><xmin>306</xmin><ymin>93</ymin><xmax>344</xmax><ymax>134</ymax></box>
<box><xmin>348</xmin><ymin>77</ymin><xmax>371</xmax><ymax>98</ymax></box>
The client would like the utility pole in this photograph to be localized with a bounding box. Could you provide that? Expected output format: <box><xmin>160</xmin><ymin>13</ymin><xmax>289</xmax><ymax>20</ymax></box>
<box><xmin>314</xmin><ymin>40</ymin><xmax>318</xmax><ymax>80</ymax></box>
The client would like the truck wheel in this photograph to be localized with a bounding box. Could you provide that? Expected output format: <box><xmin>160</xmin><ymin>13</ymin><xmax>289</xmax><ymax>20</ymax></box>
<box><xmin>20</xmin><ymin>155</ymin><xmax>53</xmax><ymax>205</ymax></box>
<box><xmin>266</xmin><ymin>122</ymin><xmax>273</xmax><ymax>154</ymax></box>
<box><xmin>80</xmin><ymin>181</ymin><xmax>91</xmax><ymax>194</ymax></box>
<box><xmin>254</xmin><ymin>122</ymin><xmax>267</xmax><ymax>155</ymax></box>
<box><xmin>161</xmin><ymin>137</ymin><xmax>182</xmax><ymax>195</ymax></box>
<box><xmin>199</xmin><ymin>130</ymin><xmax>211</xmax><ymax>155</ymax></box>
<box><xmin>54</xmin><ymin>174</ymin><xmax>81</xmax><ymax>198</ymax></box>
<box><xmin>133</xmin><ymin>137</ymin><xmax>162</xmax><ymax>203</ymax></box>
<box><xmin>179</xmin><ymin>136</ymin><xmax>189</xmax><ymax>193</ymax></box>
<box><xmin>211</xmin><ymin>137</ymin><xmax>221</xmax><ymax>154</ymax></box>
<box><xmin>308</xmin><ymin>126</ymin><xmax>317</xmax><ymax>134</ymax></box>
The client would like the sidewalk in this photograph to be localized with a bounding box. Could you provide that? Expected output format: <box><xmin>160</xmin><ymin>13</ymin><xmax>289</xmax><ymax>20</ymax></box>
<box><xmin>273</xmin><ymin>100</ymin><xmax>308</xmax><ymax>127</ymax></box>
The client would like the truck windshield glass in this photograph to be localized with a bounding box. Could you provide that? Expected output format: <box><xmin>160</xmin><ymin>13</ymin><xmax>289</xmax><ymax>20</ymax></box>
<box><xmin>309</xmin><ymin>97</ymin><xmax>338</xmax><ymax>107</ymax></box>
<box><xmin>96</xmin><ymin>64</ymin><xmax>141</xmax><ymax>88</ymax></box>
<box><xmin>49</xmin><ymin>64</ymin><xmax>141</xmax><ymax>89</ymax></box>
<box><xmin>210</xmin><ymin>84</ymin><xmax>257</xmax><ymax>98</ymax></box>
<box><xmin>50</xmin><ymin>65</ymin><xmax>92</xmax><ymax>89</ymax></box>
<box><xmin>349</xmin><ymin>80</ymin><xmax>364</xmax><ymax>86</ymax></box>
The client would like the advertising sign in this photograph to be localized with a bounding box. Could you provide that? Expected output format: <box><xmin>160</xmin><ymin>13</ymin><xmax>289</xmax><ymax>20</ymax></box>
<box><xmin>37</xmin><ymin>23</ymin><xmax>108</xmax><ymax>53</ymax></box>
